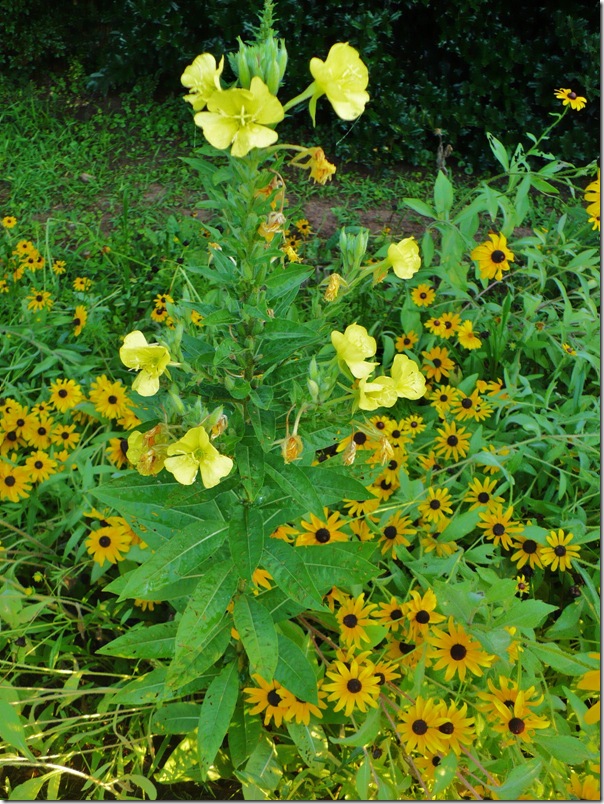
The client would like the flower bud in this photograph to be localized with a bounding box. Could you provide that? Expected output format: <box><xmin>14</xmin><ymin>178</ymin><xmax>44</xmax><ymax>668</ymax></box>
<box><xmin>281</xmin><ymin>434</ymin><xmax>303</xmax><ymax>463</ymax></box>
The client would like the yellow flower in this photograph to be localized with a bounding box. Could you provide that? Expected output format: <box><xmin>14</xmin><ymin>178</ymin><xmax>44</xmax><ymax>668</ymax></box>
<box><xmin>457</xmin><ymin>320</ymin><xmax>482</xmax><ymax>350</ymax></box>
<box><xmin>2</xmin><ymin>216</ymin><xmax>17</xmax><ymax>229</ymax></box>
<box><xmin>119</xmin><ymin>330</ymin><xmax>173</xmax><ymax>396</ymax></box>
<box><xmin>577</xmin><ymin>652</ymin><xmax>600</xmax><ymax>726</ymax></box>
<box><xmin>387</xmin><ymin>237</ymin><xmax>421</xmax><ymax>279</ymax></box>
<box><xmin>331</xmin><ymin>322</ymin><xmax>377</xmax><ymax>379</ymax></box>
<box><xmin>470</xmin><ymin>232</ymin><xmax>514</xmax><ymax>281</ymax></box>
<box><xmin>390</xmin><ymin>354</ymin><xmax>426</xmax><ymax>400</ymax></box>
<box><xmin>164</xmin><ymin>425</ymin><xmax>233</xmax><ymax>488</ymax></box>
<box><xmin>356</xmin><ymin>375</ymin><xmax>398</xmax><ymax>411</ymax></box>
<box><xmin>73</xmin><ymin>305</ymin><xmax>87</xmax><ymax>337</ymax></box>
<box><xmin>290</xmin><ymin>146</ymin><xmax>337</xmax><ymax>185</ymax></box>
<box><xmin>540</xmin><ymin>528</ymin><xmax>581</xmax><ymax>572</ymax></box>
<box><xmin>554</xmin><ymin>87</ymin><xmax>587</xmax><ymax>111</ymax></box>
<box><xmin>194</xmin><ymin>76</ymin><xmax>284</xmax><ymax>157</ymax></box>
<box><xmin>181</xmin><ymin>53</ymin><xmax>224</xmax><ymax>111</ymax></box>
<box><xmin>27</xmin><ymin>288</ymin><xmax>53</xmax><ymax>312</ymax></box>
<box><xmin>309</xmin><ymin>43</ymin><xmax>369</xmax><ymax>123</ymax></box>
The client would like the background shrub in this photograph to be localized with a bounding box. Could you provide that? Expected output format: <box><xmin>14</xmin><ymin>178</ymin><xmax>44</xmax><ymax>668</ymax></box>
<box><xmin>1</xmin><ymin>0</ymin><xmax>599</xmax><ymax>169</ymax></box>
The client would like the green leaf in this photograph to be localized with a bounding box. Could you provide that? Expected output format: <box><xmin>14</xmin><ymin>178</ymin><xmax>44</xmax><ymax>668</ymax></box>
<box><xmin>491</xmin><ymin>758</ymin><xmax>542</xmax><ymax>799</ymax></box>
<box><xmin>262</xmin><ymin>539</ymin><xmax>325</xmax><ymax>611</ymax></box>
<box><xmin>433</xmin><ymin>170</ymin><xmax>454</xmax><ymax>217</ymax></box>
<box><xmin>299</xmin><ymin>542</ymin><xmax>379</xmax><ymax>593</ymax></box>
<box><xmin>432</xmin><ymin>752</ymin><xmax>458</xmax><ymax>795</ymax></box>
<box><xmin>97</xmin><ymin>621</ymin><xmax>176</xmax><ymax>659</ymax></box>
<box><xmin>8</xmin><ymin>775</ymin><xmax>50</xmax><ymax>800</ymax></box>
<box><xmin>264</xmin><ymin>454</ymin><xmax>324</xmax><ymax>518</ymax></box>
<box><xmin>229</xmin><ymin>699</ymin><xmax>262</xmax><ymax>769</ymax></box>
<box><xmin>198</xmin><ymin>661</ymin><xmax>240</xmax><ymax>781</ymax></box>
<box><xmin>306</xmin><ymin>467</ymin><xmax>373</xmax><ymax>505</ymax></box>
<box><xmin>235</xmin><ymin>438</ymin><xmax>265</xmax><ymax>502</ymax></box>
<box><xmin>118</xmin><ymin>520</ymin><xmax>229</xmax><ymax>600</ymax></box>
<box><xmin>526</xmin><ymin>644</ymin><xmax>595</xmax><ymax>676</ymax></box>
<box><xmin>492</xmin><ymin>599</ymin><xmax>557</xmax><ymax>630</ymax></box>
<box><xmin>275</xmin><ymin>634</ymin><xmax>318</xmax><ymax>704</ymax></box>
<box><xmin>265</xmin><ymin>264</ymin><xmax>314</xmax><ymax>298</ymax></box>
<box><xmin>534</xmin><ymin>735</ymin><xmax>598</xmax><ymax>765</ymax></box>
<box><xmin>237</xmin><ymin>733</ymin><xmax>282</xmax><ymax>796</ymax></box>
<box><xmin>233</xmin><ymin>595</ymin><xmax>278</xmax><ymax>680</ymax></box>
<box><xmin>486</xmin><ymin>132</ymin><xmax>510</xmax><ymax>172</ymax></box>
<box><xmin>403</xmin><ymin>197</ymin><xmax>437</xmax><ymax>219</ymax></box>
<box><xmin>440</xmin><ymin>509</ymin><xmax>480</xmax><ymax>541</ymax></box>
<box><xmin>356</xmin><ymin>755</ymin><xmax>370</xmax><ymax>800</ymax></box>
<box><xmin>109</xmin><ymin>668</ymin><xmax>167</xmax><ymax>706</ymax></box>
<box><xmin>286</xmin><ymin>722</ymin><xmax>328</xmax><ymax>768</ymax></box>
<box><xmin>229</xmin><ymin>505</ymin><xmax>265</xmax><ymax>582</ymax></box>
<box><xmin>331</xmin><ymin>706</ymin><xmax>381</xmax><ymax>747</ymax></box>
<box><xmin>0</xmin><ymin>699</ymin><xmax>35</xmax><ymax>760</ymax></box>
<box><xmin>249</xmin><ymin>405</ymin><xmax>276</xmax><ymax>453</ymax></box>
<box><xmin>152</xmin><ymin>703</ymin><xmax>200</xmax><ymax>734</ymax></box>
<box><xmin>167</xmin><ymin>619</ymin><xmax>231</xmax><ymax>691</ymax></box>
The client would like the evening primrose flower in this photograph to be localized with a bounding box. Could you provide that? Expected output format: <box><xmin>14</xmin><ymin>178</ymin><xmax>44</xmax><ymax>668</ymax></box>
<box><xmin>356</xmin><ymin>375</ymin><xmax>398</xmax><ymax>411</ymax></box>
<box><xmin>308</xmin><ymin>43</ymin><xmax>369</xmax><ymax>123</ymax></box>
<box><xmin>181</xmin><ymin>53</ymin><xmax>224</xmax><ymax>111</ymax></box>
<box><xmin>331</xmin><ymin>323</ymin><xmax>377</xmax><ymax>379</ymax></box>
<box><xmin>390</xmin><ymin>354</ymin><xmax>426</xmax><ymax>399</ymax></box>
<box><xmin>194</xmin><ymin>76</ymin><xmax>284</xmax><ymax>158</ymax></box>
<box><xmin>388</xmin><ymin>237</ymin><xmax>421</xmax><ymax>279</ymax></box>
<box><xmin>164</xmin><ymin>425</ymin><xmax>233</xmax><ymax>488</ymax></box>
<box><xmin>119</xmin><ymin>331</ymin><xmax>174</xmax><ymax>396</ymax></box>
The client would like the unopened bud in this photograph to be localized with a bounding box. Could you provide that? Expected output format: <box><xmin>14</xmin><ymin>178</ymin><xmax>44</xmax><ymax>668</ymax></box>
<box><xmin>211</xmin><ymin>414</ymin><xmax>228</xmax><ymax>439</ymax></box>
<box><xmin>307</xmin><ymin>378</ymin><xmax>320</xmax><ymax>402</ymax></box>
<box><xmin>281</xmin><ymin>435</ymin><xmax>303</xmax><ymax>463</ymax></box>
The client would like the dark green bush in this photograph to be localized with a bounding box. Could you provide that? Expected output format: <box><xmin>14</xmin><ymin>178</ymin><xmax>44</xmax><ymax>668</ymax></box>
<box><xmin>1</xmin><ymin>0</ymin><xmax>598</xmax><ymax>170</ymax></box>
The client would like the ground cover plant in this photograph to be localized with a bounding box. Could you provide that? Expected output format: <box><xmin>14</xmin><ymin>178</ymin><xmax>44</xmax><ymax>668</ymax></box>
<box><xmin>0</xmin><ymin>3</ymin><xmax>600</xmax><ymax>800</ymax></box>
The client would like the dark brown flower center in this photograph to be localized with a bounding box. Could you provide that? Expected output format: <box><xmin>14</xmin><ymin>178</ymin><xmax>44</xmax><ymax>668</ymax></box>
<box><xmin>388</xmin><ymin>459</ymin><xmax>398</xmax><ymax>470</ymax></box>
<box><xmin>461</xmin><ymin>398</ymin><xmax>472</xmax><ymax>409</ymax></box>
<box><xmin>376</xmin><ymin>421</ymin><xmax>385</xmax><ymax>430</ymax></box>
<box><xmin>429</xmin><ymin>499</ymin><xmax>441</xmax><ymax>510</ymax></box>
<box><xmin>74</xmin><ymin>317</ymin><xmax>81</xmax><ymax>326</ymax></box>
<box><xmin>342</xmin><ymin>614</ymin><xmax>358</xmax><ymax>629</ymax></box>
<box><xmin>420</xmin><ymin>292</ymin><xmax>427</xmax><ymax>299</ymax></box>
<box><xmin>347</xmin><ymin>679</ymin><xmax>362</xmax><ymax>694</ymax></box>
<box><xmin>375</xmin><ymin>672</ymin><xmax>385</xmax><ymax>685</ymax></box>
<box><xmin>391</xmin><ymin>429</ymin><xmax>401</xmax><ymax>439</ymax></box>
<box><xmin>38</xmin><ymin>426</ymin><xmax>47</xmax><ymax>435</ymax></box>
<box><xmin>99</xmin><ymin>535</ymin><xmax>111</xmax><ymax>547</ymax></box>
<box><xmin>412</xmin><ymin>719</ymin><xmax>428</xmax><ymax>735</ymax></box>
<box><xmin>569</xmin><ymin>91</ymin><xmax>577</xmax><ymax>99</ymax></box>
<box><xmin>450</xmin><ymin>643</ymin><xmax>467</xmax><ymax>661</ymax></box>
<box><xmin>447</xmin><ymin>435</ymin><xmax>458</xmax><ymax>446</ymax></box>
<box><xmin>384</xmin><ymin>525</ymin><xmax>398</xmax><ymax>540</ymax></box>
<box><xmin>120</xmin><ymin>438</ymin><xmax>129</xmax><ymax>456</ymax></box>
<box><xmin>433</xmin><ymin>358</ymin><xmax>442</xmax><ymax>368</ymax></box>
<box><xmin>108</xmin><ymin>395</ymin><xmax>118</xmax><ymax>405</ymax></box>
<box><xmin>491</xmin><ymin>249</ymin><xmax>506</xmax><ymax>264</ymax></box>
<box><xmin>58</xmin><ymin>389</ymin><xmax>68</xmax><ymax>398</ymax></box>
<box><xmin>554</xmin><ymin>545</ymin><xmax>567</xmax><ymax>557</ymax></box>
<box><xmin>415</xmin><ymin>610</ymin><xmax>430</xmax><ymax>624</ymax></box>
<box><xmin>439</xmin><ymin>721</ymin><xmax>454</xmax><ymax>735</ymax></box>
<box><xmin>390</xmin><ymin>608</ymin><xmax>403</xmax><ymax>620</ymax></box>
<box><xmin>61</xmin><ymin>431</ymin><xmax>70</xmax><ymax>440</ymax></box>
<box><xmin>353</xmin><ymin>431</ymin><xmax>367</xmax><ymax>445</ymax></box>
<box><xmin>4</xmin><ymin>476</ymin><xmax>16</xmax><ymax>487</ymax></box>
<box><xmin>432</xmin><ymin>755</ymin><xmax>441</xmax><ymax>766</ymax></box>
<box><xmin>508</xmin><ymin>717</ymin><xmax>525</xmax><ymax>734</ymax></box>
<box><xmin>493</xmin><ymin>523</ymin><xmax>505</xmax><ymax>536</ymax></box>
<box><xmin>380</xmin><ymin>480</ymin><xmax>392</xmax><ymax>490</ymax></box>
<box><xmin>34</xmin><ymin>460</ymin><xmax>43</xmax><ymax>469</ymax></box>
<box><xmin>315</xmin><ymin>527</ymin><xmax>331</xmax><ymax>543</ymax></box>
<box><xmin>523</xmin><ymin>539</ymin><xmax>537</xmax><ymax>554</ymax></box>
<box><xmin>399</xmin><ymin>641</ymin><xmax>414</xmax><ymax>655</ymax></box>
<box><xmin>478</xmin><ymin>492</ymin><xmax>490</xmax><ymax>503</ymax></box>
<box><xmin>267</xmin><ymin>689</ymin><xmax>282</xmax><ymax>706</ymax></box>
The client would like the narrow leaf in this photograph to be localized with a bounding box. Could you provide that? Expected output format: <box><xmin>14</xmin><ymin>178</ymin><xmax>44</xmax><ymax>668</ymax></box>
<box><xmin>233</xmin><ymin>595</ymin><xmax>278</xmax><ymax>679</ymax></box>
<box><xmin>198</xmin><ymin>661</ymin><xmax>240</xmax><ymax>780</ymax></box>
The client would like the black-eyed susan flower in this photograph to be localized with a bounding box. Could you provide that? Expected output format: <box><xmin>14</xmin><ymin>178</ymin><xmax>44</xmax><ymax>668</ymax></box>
<box><xmin>488</xmin><ymin>691</ymin><xmax>550</xmax><ymax>745</ymax></box>
<box><xmin>470</xmin><ymin>232</ymin><xmax>514</xmax><ymax>281</ymax></box>
<box><xmin>403</xmin><ymin>588</ymin><xmax>446</xmax><ymax>640</ymax></box>
<box><xmin>51</xmin><ymin>423</ymin><xmax>80</xmax><ymax>451</ymax></box>
<box><xmin>424</xmin><ymin>316</ymin><xmax>449</xmax><ymax>338</ymax></box>
<box><xmin>323</xmin><ymin>658</ymin><xmax>380</xmax><ymax>717</ymax></box>
<box><xmin>417</xmin><ymin>451</ymin><xmax>443</xmax><ymax>477</ymax></box>
<box><xmin>381</xmin><ymin>449</ymin><xmax>407</xmax><ymax>485</ymax></box>
<box><xmin>336</xmin><ymin>593</ymin><xmax>377</xmax><ymax>648</ymax></box>
<box><xmin>73</xmin><ymin>276</ymin><xmax>92</xmax><ymax>291</ymax></box>
<box><xmin>554</xmin><ymin>87</ymin><xmax>587</xmax><ymax>111</ymax></box>
<box><xmin>562</xmin><ymin>342</ymin><xmax>577</xmax><ymax>356</ymax></box>
<box><xmin>385</xmin><ymin>418</ymin><xmax>411</xmax><ymax>447</ymax></box>
<box><xmin>378</xmin><ymin>511</ymin><xmax>416</xmax><ymax>555</ymax></box>
<box><xmin>349</xmin><ymin>517</ymin><xmax>375</xmax><ymax>541</ymax></box>
<box><xmin>433</xmin><ymin>421</ymin><xmax>471</xmax><ymax>462</ymax></box>
<box><xmin>477</xmin><ymin>675</ymin><xmax>544</xmax><ymax>715</ymax></box>
<box><xmin>577</xmin><ymin>653</ymin><xmax>600</xmax><ymax>726</ymax></box>
<box><xmin>24</xmin><ymin>450</ymin><xmax>58</xmax><ymax>483</ymax></box>
<box><xmin>437</xmin><ymin>700</ymin><xmax>475</xmax><ymax>754</ymax></box>
<box><xmin>164</xmin><ymin>424</ymin><xmax>233</xmax><ymax>488</ymax></box>
<box><xmin>456</xmin><ymin>320</ymin><xmax>482</xmax><ymax>350</ymax></box>
<box><xmin>73</xmin><ymin>305</ymin><xmax>87</xmax><ymax>337</ymax></box>
<box><xmin>85</xmin><ymin>524</ymin><xmax>131</xmax><ymax>565</ymax></box>
<box><xmin>568</xmin><ymin>773</ymin><xmax>600</xmax><ymax>801</ymax></box>
<box><xmin>89</xmin><ymin>375</ymin><xmax>131</xmax><ymax>420</ymax></box>
<box><xmin>428</xmin><ymin>384</ymin><xmax>461</xmax><ymax>415</ymax></box>
<box><xmin>284</xmin><ymin>686</ymin><xmax>328</xmax><ymax>725</ymax></box>
<box><xmin>0</xmin><ymin>461</ymin><xmax>32</xmax><ymax>502</ymax></box>
<box><xmin>515</xmin><ymin>574</ymin><xmax>530</xmax><ymax>596</ymax></box>
<box><xmin>337</xmin><ymin>428</ymin><xmax>375</xmax><ymax>454</ymax></box>
<box><xmin>418</xmin><ymin>487</ymin><xmax>453</xmax><ymax>524</ymax></box>
<box><xmin>477</xmin><ymin>503</ymin><xmax>524</xmax><ymax>550</ymax></box>
<box><xmin>395</xmin><ymin>330</ymin><xmax>419</xmax><ymax>352</ymax></box>
<box><xmin>375</xmin><ymin>596</ymin><xmax>406</xmax><ymax>631</ymax></box>
<box><xmin>385</xmin><ymin>637</ymin><xmax>424</xmax><ymax>667</ymax></box>
<box><xmin>296</xmin><ymin>507</ymin><xmax>348</xmax><ymax>546</ymax></box>
<box><xmin>52</xmin><ymin>260</ymin><xmax>66</xmax><ymax>275</ymax></box>
<box><xmin>584</xmin><ymin>169</ymin><xmax>600</xmax><ymax>231</ymax></box>
<box><xmin>106</xmin><ymin>437</ymin><xmax>130</xmax><ymax>468</ymax></box>
<box><xmin>243</xmin><ymin>674</ymin><xmax>293</xmax><ymax>727</ymax></box>
<box><xmin>342</xmin><ymin>496</ymin><xmax>381</xmax><ymax>517</ymax></box>
<box><xmin>540</xmin><ymin>529</ymin><xmax>581</xmax><ymax>572</ymax></box>
<box><xmin>368</xmin><ymin>474</ymin><xmax>398</xmax><ymax>502</ymax></box>
<box><xmin>27</xmin><ymin>288</ymin><xmax>53</xmax><ymax>312</ymax></box>
<box><xmin>421</xmin><ymin>346</ymin><xmax>455</xmax><ymax>383</ymax></box>
<box><xmin>134</xmin><ymin>599</ymin><xmax>160</xmax><ymax>612</ymax></box>
<box><xmin>439</xmin><ymin>311</ymin><xmax>461</xmax><ymax>338</ymax></box>
<box><xmin>420</xmin><ymin>530</ymin><xmax>458</xmax><ymax>557</ymax></box>
<box><xmin>414</xmin><ymin>753</ymin><xmax>450</xmax><ymax>783</ymax></box>
<box><xmin>0</xmin><ymin>429</ymin><xmax>24</xmax><ymax>457</ymax></box>
<box><xmin>2</xmin><ymin>406</ymin><xmax>37</xmax><ymax>443</ymax></box>
<box><xmin>451</xmin><ymin>389</ymin><xmax>492</xmax><ymax>422</ymax></box>
<box><xmin>371</xmin><ymin>658</ymin><xmax>401</xmax><ymax>687</ymax></box>
<box><xmin>1</xmin><ymin>215</ymin><xmax>17</xmax><ymax>228</ymax></box>
<box><xmin>25</xmin><ymin>414</ymin><xmax>54</xmax><ymax>450</ymax></box>
<box><xmin>464</xmin><ymin>476</ymin><xmax>503</xmax><ymax>510</ymax></box>
<box><xmin>398</xmin><ymin>695</ymin><xmax>448</xmax><ymax>755</ymax></box>
<box><xmin>401</xmin><ymin>414</ymin><xmax>426</xmax><ymax>436</ymax></box>
<box><xmin>411</xmin><ymin>284</ymin><xmax>435</xmax><ymax>307</ymax></box>
<box><xmin>151</xmin><ymin>305</ymin><xmax>169</xmax><ymax>323</ymax></box>
<box><xmin>270</xmin><ymin>523</ymin><xmax>299</xmax><ymax>542</ymax></box>
<box><xmin>294</xmin><ymin>218</ymin><xmax>312</xmax><ymax>237</ymax></box>
<box><xmin>190</xmin><ymin>309</ymin><xmax>204</xmax><ymax>326</ymax></box>
<box><xmin>428</xmin><ymin>617</ymin><xmax>493</xmax><ymax>682</ymax></box>
<box><xmin>49</xmin><ymin>378</ymin><xmax>84</xmax><ymax>413</ymax></box>
<box><xmin>154</xmin><ymin>292</ymin><xmax>173</xmax><ymax>308</ymax></box>
<box><xmin>510</xmin><ymin>536</ymin><xmax>544</xmax><ymax>570</ymax></box>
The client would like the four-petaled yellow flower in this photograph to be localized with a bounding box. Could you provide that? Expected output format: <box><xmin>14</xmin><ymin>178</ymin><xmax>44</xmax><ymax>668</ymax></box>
<box><xmin>331</xmin><ymin>322</ymin><xmax>377</xmax><ymax>379</ymax></box>
<box><xmin>356</xmin><ymin>375</ymin><xmax>398</xmax><ymax>411</ymax></box>
<box><xmin>164</xmin><ymin>425</ymin><xmax>233</xmax><ymax>488</ymax></box>
<box><xmin>387</xmin><ymin>238</ymin><xmax>421</xmax><ymax>279</ymax></box>
<box><xmin>390</xmin><ymin>354</ymin><xmax>426</xmax><ymax>400</ymax></box>
<box><xmin>119</xmin><ymin>331</ymin><xmax>173</xmax><ymax>396</ymax></box>
<box><xmin>181</xmin><ymin>53</ymin><xmax>224</xmax><ymax>111</ymax></box>
<box><xmin>194</xmin><ymin>76</ymin><xmax>284</xmax><ymax>157</ymax></box>
<box><xmin>309</xmin><ymin>43</ymin><xmax>369</xmax><ymax>124</ymax></box>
